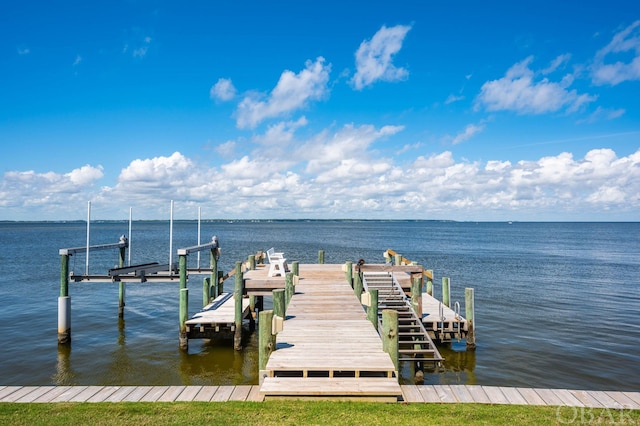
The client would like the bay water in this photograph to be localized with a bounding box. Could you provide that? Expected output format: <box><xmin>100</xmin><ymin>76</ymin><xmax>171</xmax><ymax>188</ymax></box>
<box><xmin>0</xmin><ymin>220</ymin><xmax>637</xmax><ymax>391</ymax></box>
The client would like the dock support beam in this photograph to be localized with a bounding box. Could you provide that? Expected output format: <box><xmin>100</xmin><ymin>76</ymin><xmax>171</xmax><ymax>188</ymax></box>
<box><xmin>234</xmin><ymin>261</ymin><xmax>243</xmax><ymax>351</ymax></box>
<box><xmin>382</xmin><ymin>309</ymin><xmax>399</xmax><ymax>373</ymax></box>
<box><xmin>367</xmin><ymin>289</ymin><xmax>378</xmax><ymax>331</ymax></box>
<box><xmin>442</xmin><ymin>277</ymin><xmax>451</xmax><ymax>308</ymax></box>
<box><xmin>58</xmin><ymin>254</ymin><xmax>71</xmax><ymax>344</ymax></box>
<box><xmin>179</xmin><ymin>254</ymin><xmax>188</xmax><ymax>350</ymax></box>
<box><xmin>258</xmin><ymin>309</ymin><xmax>275</xmax><ymax>383</ymax></box>
<box><xmin>465</xmin><ymin>287</ymin><xmax>476</xmax><ymax>350</ymax></box>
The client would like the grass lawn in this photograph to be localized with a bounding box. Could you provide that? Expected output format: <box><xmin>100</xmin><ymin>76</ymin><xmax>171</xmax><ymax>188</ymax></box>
<box><xmin>1</xmin><ymin>401</ymin><xmax>638</xmax><ymax>425</ymax></box>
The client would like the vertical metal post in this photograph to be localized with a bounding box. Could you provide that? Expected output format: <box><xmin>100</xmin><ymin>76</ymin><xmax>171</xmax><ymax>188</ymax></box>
<box><xmin>85</xmin><ymin>201</ymin><xmax>91</xmax><ymax>275</ymax></box>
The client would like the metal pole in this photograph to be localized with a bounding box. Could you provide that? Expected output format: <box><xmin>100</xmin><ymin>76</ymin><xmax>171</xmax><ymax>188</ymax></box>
<box><xmin>169</xmin><ymin>200</ymin><xmax>174</xmax><ymax>273</ymax></box>
<box><xmin>128</xmin><ymin>207</ymin><xmax>132</xmax><ymax>266</ymax></box>
<box><xmin>85</xmin><ymin>201</ymin><xmax>90</xmax><ymax>275</ymax></box>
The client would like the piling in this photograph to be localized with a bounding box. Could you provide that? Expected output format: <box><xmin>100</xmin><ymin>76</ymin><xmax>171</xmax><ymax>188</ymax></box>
<box><xmin>118</xmin><ymin>238</ymin><xmax>126</xmax><ymax>318</ymax></box>
<box><xmin>285</xmin><ymin>272</ymin><xmax>294</xmax><ymax>306</ymax></box>
<box><xmin>345</xmin><ymin>261</ymin><xmax>353</xmax><ymax>287</ymax></box>
<box><xmin>248</xmin><ymin>254</ymin><xmax>256</xmax><ymax>270</ymax></box>
<box><xmin>465</xmin><ymin>287</ymin><xmax>476</xmax><ymax>350</ymax></box>
<box><xmin>394</xmin><ymin>254</ymin><xmax>402</xmax><ymax>266</ymax></box>
<box><xmin>318</xmin><ymin>250</ymin><xmax>324</xmax><ymax>264</ymax></box>
<box><xmin>426</xmin><ymin>270</ymin><xmax>433</xmax><ymax>296</ymax></box>
<box><xmin>203</xmin><ymin>278</ymin><xmax>210</xmax><ymax>307</ymax></box>
<box><xmin>210</xmin><ymin>247</ymin><xmax>219</xmax><ymax>298</ymax></box>
<box><xmin>217</xmin><ymin>270</ymin><xmax>224</xmax><ymax>297</ymax></box>
<box><xmin>382</xmin><ymin>309</ymin><xmax>399</xmax><ymax>373</ymax></box>
<box><xmin>411</xmin><ymin>275</ymin><xmax>422</xmax><ymax>318</ymax></box>
<box><xmin>292</xmin><ymin>261</ymin><xmax>299</xmax><ymax>276</ymax></box>
<box><xmin>234</xmin><ymin>261</ymin><xmax>243</xmax><ymax>350</ymax></box>
<box><xmin>442</xmin><ymin>277</ymin><xmax>451</xmax><ymax>308</ymax></box>
<box><xmin>179</xmin><ymin>254</ymin><xmax>188</xmax><ymax>350</ymax></box>
<box><xmin>58</xmin><ymin>253</ymin><xmax>71</xmax><ymax>344</ymax></box>
<box><xmin>273</xmin><ymin>288</ymin><xmax>286</xmax><ymax>319</ymax></box>
<box><xmin>367</xmin><ymin>288</ymin><xmax>379</xmax><ymax>331</ymax></box>
<box><xmin>258</xmin><ymin>309</ymin><xmax>275</xmax><ymax>382</ymax></box>
<box><xmin>354</xmin><ymin>269</ymin><xmax>363</xmax><ymax>298</ymax></box>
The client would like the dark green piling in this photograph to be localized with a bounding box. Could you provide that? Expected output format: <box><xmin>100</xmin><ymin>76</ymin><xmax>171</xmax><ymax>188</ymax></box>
<box><xmin>273</xmin><ymin>288</ymin><xmax>285</xmax><ymax>319</ymax></box>
<box><xmin>285</xmin><ymin>272</ymin><xmax>294</xmax><ymax>306</ymax></box>
<box><xmin>318</xmin><ymin>250</ymin><xmax>325</xmax><ymax>264</ymax></box>
<box><xmin>258</xmin><ymin>309</ymin><xmax>275</xmax><ymax>382</ymax></box>
<box><xmin>367</xmin><ymin>288</ymin><xmax>379</xmax><ymax>331</ymax></box>
<box><xmin>234</xmin><ymin>261</ymin><xmax>243</xmax><ymax>350</ymax></box>
<box><xmin>442</xmin><ymin>277</ymin><xmax>451</xmax><ymax>308</ymax></box>
<box><xmin>426</xmin><ymin>270</ymin><xmax>434</xmax><ymax>296</ymax></box>
<box><xmin>179</xmin><ymin>254</ymin><xmax>188</xmax><ymax>350</ymax></box>
<box><xmin>382</xmin><ymin>309</ymin><xmax>399</xmax><ymax>373</ymax></box>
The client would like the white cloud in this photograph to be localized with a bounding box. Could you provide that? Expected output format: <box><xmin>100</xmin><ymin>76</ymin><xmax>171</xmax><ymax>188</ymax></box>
<box><xmin>17</xmin><ymin>46</ymin><xmax>30</xmax><ymax>55</ymax></box>
<box><xmin>452</xmin><ymin>123</ymin><xmax>485</xmax><ymax>145</ymax></box>
<box><xmin>476</xmin><ymin>56</ymin><xmax>597</xmax><ymax>114</ymax></box>
<box><xmin>351</xmin><ymin>24</ymin><xmax>412</xmax><ymax>90</ymax></box>
<box><xmin>445</xmin><ymin>94</ymin><xmax>465</xmax><ymax>104</ymax></box>
<box><xmin>210</xmin><ymin>78</ymin><xmax>237</xmax><ymax>101</ymax></box>
<box><xmin>235</xmin><ymin>57</ymin><xmax>331</xmax><ymax>128</ymax></box>
<box><xmin>592</xmin><ymin>20</ymin><xmax>640</xmax><ymax>85</ymax></box>
<box><xmin>73</xmin><ymin>55</ymin><xmax>82</xmax><ymax>67</ymax></box>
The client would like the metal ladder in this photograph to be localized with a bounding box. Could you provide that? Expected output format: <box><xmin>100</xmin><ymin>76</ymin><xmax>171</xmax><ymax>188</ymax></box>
<box><xmin>363</xmin><ymin>272</ymin><xmax>443</xmax><ymax>365</ymax></box>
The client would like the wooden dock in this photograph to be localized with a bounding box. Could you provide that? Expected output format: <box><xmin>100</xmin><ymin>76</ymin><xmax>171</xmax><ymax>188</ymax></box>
<box><xmin>253</xmin><ymin>264</ymin><xmax>403</xmax><ymax>401</ymax></box>
<box><xmin>1</xmin><ymin>385</ymin><xmax>639</xmax><ymax>409</ymax></box>
<box><xmin>185</xmin><ymin>292</ymin><xmax>252</xmax><ymax>339</ymax></box>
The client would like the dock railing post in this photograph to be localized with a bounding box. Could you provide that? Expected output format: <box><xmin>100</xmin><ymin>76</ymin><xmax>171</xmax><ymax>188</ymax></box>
<box><xmin>234</xmin><ymin>261</ymin><xmax>243</xmax><ymax>350</ymax></box>
<box><xmin>442</xmin><ymin>277</ymin><xmax>451</xmax><ymax>308</ymax></box>
<box><xmin>426</xmin><ymin>270</ymin><xmax>434</xmax><ymax>296</ymax></box>
<box><xmin>273</xmin><ymin>289</ymin><xmax>286</xmax><ymax>320</ymax></box>
<box><xmin>58</xmin><ymin>253</ymin><xmax>71</xmax><ymax>344</ymax></box>
<box><xmin>465</xmin><ymin>287</ymin><xmax>476</xmax><ymax>350</ymax></box>
<box><xmin>382</xmin><ymin>309</ymin><xmax>399</xmax><ymax>374</ymax></box>
<box><xmin>258</xmin><ymin>309</ymin><xmax>275</xmax><ymax>384</ymax></box>
<box><xmin>367</xmin><ymin>289</ymin><xmax>379</xmax><ymax>331</ymax></box>
<box><xmin>318</xmin><ymin>250</ymin><xmax>324</xmax><ymax>264</ymax></box>
<box><xmin>179</xmin><ymin>254</ymin><xmax>188</xmax><ymax>350</ymax></box>
<box><xmin>285</xmin><ymin>272</ymin><xmax>294</xmax><ymax>306</ymax></box>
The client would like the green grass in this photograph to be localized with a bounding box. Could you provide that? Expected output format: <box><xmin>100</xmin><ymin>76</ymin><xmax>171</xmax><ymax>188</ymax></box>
<box><xmin>1</xmin><ymin>402</ymin><xmax>638</xmax><ymax>426</ymax></box>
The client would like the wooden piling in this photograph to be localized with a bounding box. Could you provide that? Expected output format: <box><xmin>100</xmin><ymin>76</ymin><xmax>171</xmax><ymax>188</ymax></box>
<box><xmin>217</xmin><ymin>270</ymin><xmax>224</xmax><ymax>297</ymax></box>
<box><xmin>318</xmin><ymin>250</ymin><xmax>324</xmax><ymax>264</ymax></box>
<box><xmin>210</xmin><ymin>248</ymin><xmax>219</xmax><ymax>298</ymax></box>
<box><xmin>58</xmin><ymin>254</ymin><xmax>70</xmax><ymax>344</ymax></box>
<box><xmin>203</xmin><ymin>277</ymin><xmax>210</xmax><ymax>308</ymax></box>
<box><xmin>411</xmin><ymin>275</ymin><xmax>422</xmax><ymax>318</ymax></box>
<box><xmin>394</xmin><ymin>254</ymin><xmax>402</xmax><ymax>266</ymax></box>
<box><xmin>354</xmin><ymin>268</ymin><xmax>363</xmax><ymax>298</ymax></box>
<box><xmin>285</xmin><ymin>272</ymin><xmax>294</xmax><ymax>306</ymax></box>
<box><xmin>442</xmin><ymin>277</ymin><xmax>451</xmax><ymax>308</ymax></box>
<box><xmin>273</xmin><ymin>289</ymin><xmax>285</xmax><ymax>319</ymax></box>
<box><xmin>118</xmin><ymin>239</ymin><xmax>126</xmax><ymax>318</ymax></box>
<box><xmin>367</xmin><ymin>288</ymin><xmax>379</xmax><ymax>331</ymax></box>
<box><xmin>179</xmin><ymin>254</ymin><xmax>188</xmax><ymax>350</ymax></box>
<box><xmin>426</xmin><ymin>269</ymin><xmax>433</xmax><ymax>296</ymax></box>
<box><xmin>345</xmin><ymin>261</ymin><xmax>353</xmax><ymax>287</ymax></box>
<box><xmin>234</xmin><ymin>261</ymin><xmax>243</xmax><ymax>350</ymax></box>
<box><xmin>382</xmin><ymin>309</ymin><xmax>399</xmax><ymax>373</ymax></box>
<box><xmin>292</xmin><ymin>261</ymin><xmax>299</xmax><ymax>276</ymax></box>
<box><xmin>258</xmin><ymin>309</ymin><xmax>275</xmax><ymax>376</ymax></box>
<box><xmin>465</xmin><ymin>287</ymin><xmax>476</xmax><ymax>350</ymax></box>
<box><xmin>248</xmin><ymin>254</ymin><xmax>256</xmax><ymax>270</ymax></box>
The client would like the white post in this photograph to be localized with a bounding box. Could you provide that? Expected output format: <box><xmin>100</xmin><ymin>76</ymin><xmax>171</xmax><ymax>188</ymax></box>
<box><xmin>128</xmin><ymin>207</ymin><xmax>133</xmax><ymax>266</ymax></box>
<box><xmin>169</xmin><ymin>200</ymin><xmax>174</xmax><ymax>273</ymax></box>
<box><xmin>85</xmin><ymin>201</ymin><xmax>91</xmax><ymax>275</ymax></box>
<box><xmin>197</xmin><ymin>206</ymin><xmax>201</xmax><ymax>269</ymax></box>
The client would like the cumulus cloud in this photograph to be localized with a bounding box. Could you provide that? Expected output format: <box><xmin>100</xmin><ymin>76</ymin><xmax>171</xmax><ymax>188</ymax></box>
<box><xmin>210</xmin><ymin>78</ymin><xmax>237</xmax><ymax>101</ymax></box>
<box><xmin>452</xmin><ymin>123</ymin><xmax>485</xmax><ymax>145</ymax></box>
<box><xmin>476</xmin><ymin>56</ymin><xmax>597</xmax><ymax>114</ymax></box>
<box><xmin>235</xmin><ymin>57</ymin><xmax>331</xmax><ymax>128</ymax></box>
<box><xmin>592</xmin><ymin>20</ymin><xmax>640</xmax><ymax>85</ymax></box>
<box><xmin>351</xmin><ymin>24</ymin><xmax>412</xmax><ymax>90</ymax></box>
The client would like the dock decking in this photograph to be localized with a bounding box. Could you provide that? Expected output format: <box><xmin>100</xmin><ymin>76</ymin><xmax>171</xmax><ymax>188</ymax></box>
<box><xmin>1</xmin><ymin>385</ymin><xmax>638</xmax><ymax>409</ymax></box>
<box><xmin>257</xmin><ymin>264</ymin><xmax>402</xmax><ymax>401</ymax></box>
<box><xmin>185</xmin><ymin>292</ymin><xmax>251</xmax><ymax>339</ymax></box>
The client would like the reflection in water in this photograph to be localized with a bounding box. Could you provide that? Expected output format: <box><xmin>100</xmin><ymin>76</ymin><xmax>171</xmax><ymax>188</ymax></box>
<box><xmin>53</xmin><ymin>344</ymin><xmax>75</xmax><ymax>385</ymax></box>
<box><xmin>399</xmin><ymin>340</ymin><xmax>478</xmax><ymax>385</ymax></box>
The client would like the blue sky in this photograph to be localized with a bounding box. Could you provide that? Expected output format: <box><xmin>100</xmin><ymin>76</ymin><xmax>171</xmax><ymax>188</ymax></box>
<box><xmin>1</xmin><ymin>1</ymin><xmax>639</xmax><ymax>221</ymax></box>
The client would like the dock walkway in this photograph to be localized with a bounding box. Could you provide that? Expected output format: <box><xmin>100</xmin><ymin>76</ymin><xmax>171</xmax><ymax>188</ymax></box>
<box><xmin>1</xmin><ymin>385</ymin><xmax>638</xmax><ymax>409</ymax></box>
<box><xmin>259</xmin><ymin>264</ymin><xmax>402</xmax><ymax>401</ymax></box>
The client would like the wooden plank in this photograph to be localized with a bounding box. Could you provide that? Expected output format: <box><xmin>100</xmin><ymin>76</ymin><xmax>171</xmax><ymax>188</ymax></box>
<box><xmin>157</xmin><ymin>386</ymin><xmax>185</xmax><ymax>402</ymax></box>
<box><xmin>433</xmin><ymin>385</ymin><xmax>458</xmax><ymax>403</ymax></box>
<box><xmin>533</xmin><ymin>388</ymin><xmax>565</xmax><ymax>406</ymax></box>
<box><xmin>515</xmin><ymin>387</ymin><xmax>547</xmax><ymax>405</ymax></box>
<box><xmin>229</xmin><ymin>385</ymin><xmax>252</xmax><ymax>401</ymax></box>
<box><xmin>121</xmin><ymin>386</ymin><xmax>153</xmax><ymax>402</ymax></box>
<box><xmin>401</xmin><ymin>385</ymin><xmax>424</xmax><ymax>402</ymax></box>
<box><xmin>32</xmin><ymin>386</ymin><xmax>73</xmax><ymax>403</ymax></box>
<box><xmin>416</xmin><ymin>385</ymin><xmax>441</xmax><ymax>402</ymax></box>
<box><xmin>247</xmin><ymin>385</ymin><xmax>265</xmax><ymax>402</ymax></box>
<box><xmin>16</xmin><ymin>386</ymin><xmax>56</xmax><ymax>403</ymax></box>
<box><xmin>464</xmin><ymin>385</ymin><xmax>492</xmax><ymax>404</ymax></box>
<box><xmin>622</xmin><ymin>391</ymin><xmax>640</xmax><ymax>407</ymax></box>
<box><xmin>139</xmin><ymin>386</ymin><xmax>170</xmax><ymax>402</ymax></box>
<box><xmin>260</xmin><ymin>377</ymin><xmax>401</xmax><ymax>397</ymax></box>
<box><xmin>175</xmin><ymin>386</ymin><xmax>203</xmax><ymax>402</ymax></box>
<box><xmin>481</xmin><ymin>386</ymin><xmax>509</xmax><ymax>404</ymax></box>
<box><xmin>68</xmin><ymin>386</ymin><xmax>103</xmax><ymax>402</ymax></box>
<box><xmin>604</xmin><ymin>391</ymin><xmax>640</xmax><ymax>409</ymax></box>
<box><xmin>0</xmin><ymin>386</ymin><xmax>21</xmax><ymax>400</ymax></box>
<box><xmin>193</xmin><ymin>386</ymin><xmax>218</xmax><ymax>402</ymax></box>
<box><xmin>569</xmin><ymin>389</ymin><xmax>605</xmax><ymax>408</ymax></box>
<box><xmin>211</xmin><ymin>386</ymin><xmax>235</xmax><ymax>402</ymax></box>
<box><xmin>499</xmin><ymin>387</ymin><xmax>528</xmax><ymax>405</ymax></box>
<box><xmin>449</xmin><ymin>385</ymin><xmax>475</xmax><ymax>403</ymax></box>
<box><xmin>86</xmin><ymin>386</ymin><xmax>120</xmax><ymax>402</ymax></box>
<box><xmin>551</xmin><ymin>389</ymin><xmax>585</xmax><ymax>407</ymax></box>
<box><xmin>50</xmin><ymin>386</ymin><xmax>88</xmax><ymax>402</ymax></box>
<box><xmin>2</xmin><ymin>386</ymin><xmax>38</xmax><ymax>402</ymax></box>
<box><xmin>103</xmin><ymin>386</ymin><xmax>137</xmax><ymax>402</ymax></box>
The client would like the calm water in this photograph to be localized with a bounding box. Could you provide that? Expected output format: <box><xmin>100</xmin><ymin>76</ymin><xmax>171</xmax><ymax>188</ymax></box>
<box><xmin>0</xmin><ymin>220</ymin><xmax>638</xmax><ymax>391</ymax></box>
